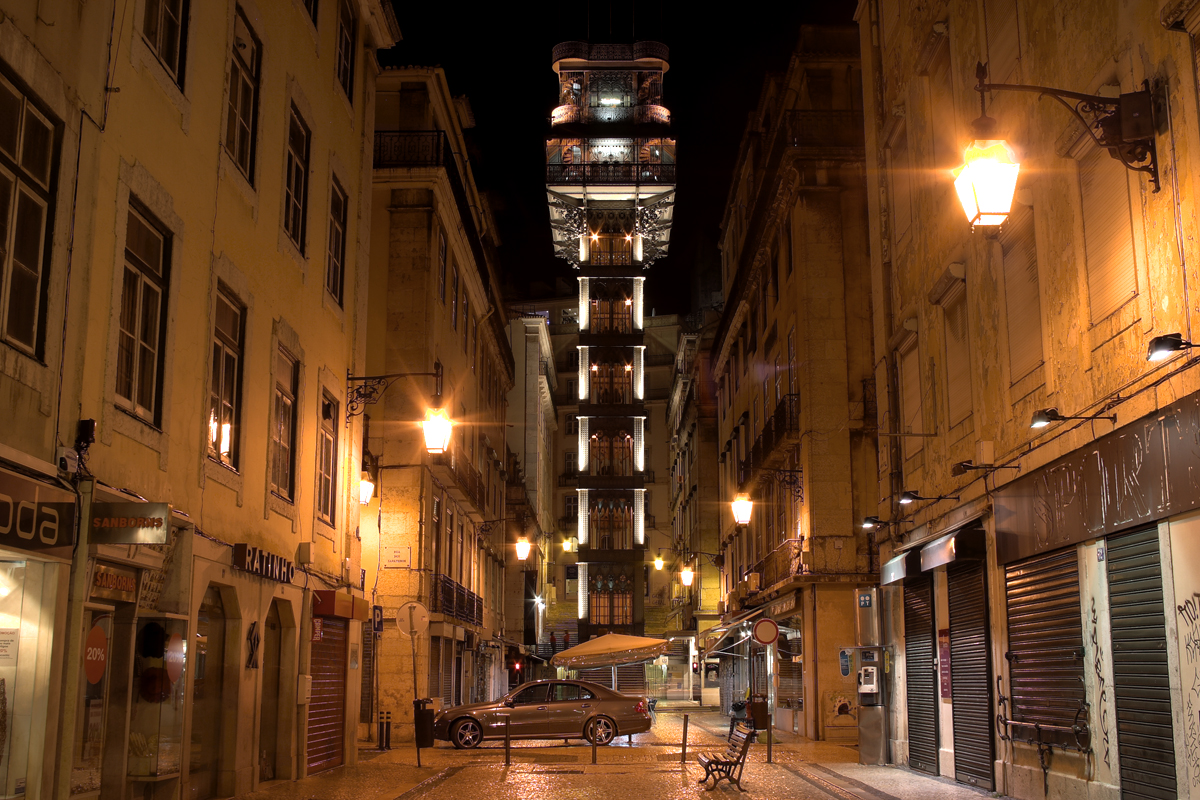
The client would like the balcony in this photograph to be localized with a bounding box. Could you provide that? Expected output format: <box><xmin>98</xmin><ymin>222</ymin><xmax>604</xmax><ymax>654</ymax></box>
<box><xmin>785</xmin><ymin>110</ymin><xmax>866</xmax><ymax>151</ymax></box>
<box><xmin>431</xmin><ymin>447</ymin><xmax>486</xmax><ymax>515</ymax></box>
<box><xmin>431</xmin><ymin>573</ymin><xmax>483</xmax><ymax>626</ymax></box>
<box><xmin>559</xmin><ymin>472</ymin><xmax>579</xmax><ymax>487</ymax></box>
<box><xmin>546</xmin><ymin>163</ymin><xmax>676</xmax><ymax>186</ymax></box>
<box><xmin>559</xmin><ymin>515</ymin><xmax>578</xmax><ymax>530</ymax></box>
<box><xmin>756</xmin><ymin>540</ymin><xmax>804</xmax><ymax>590</ymax></box>
<box><xmin>738</xmin><ymin>394</ymin><xmax>802</xmax><ymax>487</ymax></box>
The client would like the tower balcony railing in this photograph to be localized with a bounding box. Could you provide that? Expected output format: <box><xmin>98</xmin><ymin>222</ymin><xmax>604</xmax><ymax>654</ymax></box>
<box><xmin>546</xmin><ymin>163</ymin><xmax>676</xmax><ymax>185</ymax></box>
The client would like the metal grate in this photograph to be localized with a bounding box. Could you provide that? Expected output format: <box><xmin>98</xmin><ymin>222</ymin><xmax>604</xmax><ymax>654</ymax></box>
<box><xmin>359</xmin><ymin>621</ymin><xmax>375</xmax><ymax>724</ymax></box>
<box><xmin>307</xmin><ymin>617</ymin><xmax>348</xmax><ymax>773</ymax></box>
<box><xmin>904</xmin><ymin>574</ymin><xmax>938</xmax><ymax>774</ymax></box>
<box><xmin>948</xmin><ymin>559</ymin><xmax>995</xmax><ymax>790</ymax></box>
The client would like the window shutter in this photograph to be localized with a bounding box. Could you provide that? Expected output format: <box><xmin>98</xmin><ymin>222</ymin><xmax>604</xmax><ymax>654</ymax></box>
<box><xmin>1000</xmin><ymin>204</ymin><xmax>1043</xmax><ymax>382</ymax></box>
<box><xmin>898</xmin><ymin>340</ymin><xmax>923</xmax><ymax>459</ymax></box>
<box><xmin>889</xmin><ymin>133</ymin><xmax>912</xmax><ymax>240</ymax></box>
<box><xmin>984</xmin><ymin>0</ymin><xmax>1020</xmax><ymax>83</ymax></box>
<box><xmin>943</xmin><ymin>288</ymin><xmax>972</xmax><ymax>427</ymax></box>
<box><xmin>1079</xmin><ymin>146</ymin><xmax>1137</xmax><ymax>323</ymax></box>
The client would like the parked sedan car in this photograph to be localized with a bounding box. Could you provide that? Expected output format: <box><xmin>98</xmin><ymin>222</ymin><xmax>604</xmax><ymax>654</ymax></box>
<box><xmin>433</xmin><ymin>679</ymin><xmax>652</xmax><ymax>749</ymax></box>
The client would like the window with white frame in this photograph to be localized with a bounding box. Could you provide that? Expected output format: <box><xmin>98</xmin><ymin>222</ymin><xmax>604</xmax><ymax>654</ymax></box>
<box><xmin>326</xmin><ymin>179</ymin><xmax>347</xmax><ymax>304</ymax></box>
<box><xmin>283</xmin><ymin>106</ymin><xmax>310</xmax><ymax>251</ymax></box>
<box><xmin>142</xmin><ymin>0</ymin><xmax>188</xmax><ymax>84</ymax></box>
<box><xmin>335</xmin><ymin>0</ymin><xmax>356</xmax><ymax>100</ymax></box>
<box><xmin>208</xmin><ymin>288</ymin><xmax>243</xmax><ymax>466</ymax></box>
<box><xmin>271</xmin><ymin>348</ymin><xmax>298</xmax><ymax>499</ymax></box>
<box><xmin>0</xmin><ymin>75</ymin><xmax>55</xmax><ymax>356</ymax></box>
<box><xmin>317</xmin><ymin>393</ymin><xmax>339</xmax><ymax>525</ymax></box>
<box><xmin>224</xmin><ymin>10</ymin><xmax>259</xmax><ymax>179</ymax></box>
<box><xmin>116</xmin><ymin>207</ymin><xmax>169</xmax><ymax>422</ymax></box>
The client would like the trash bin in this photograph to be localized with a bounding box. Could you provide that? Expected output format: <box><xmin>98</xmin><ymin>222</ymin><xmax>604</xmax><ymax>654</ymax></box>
<box><xmin>749</xmin><ymin>697</ymin><xmax>769</xmax><ymax>730</ymax></box>
<box><xmin>414</xmin><ymin>698</ymin><xmax>435</xmax><ymax>748</ymax></box>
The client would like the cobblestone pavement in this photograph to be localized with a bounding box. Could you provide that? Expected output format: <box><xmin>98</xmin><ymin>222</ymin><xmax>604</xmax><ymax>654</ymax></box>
<box><xmin>237</xmin><ymin>712</ymin><xmax>990</xmax><ymax>800</ymax></box>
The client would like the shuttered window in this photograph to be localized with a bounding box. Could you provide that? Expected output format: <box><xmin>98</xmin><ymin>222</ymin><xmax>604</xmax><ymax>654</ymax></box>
<box><xmin>928</xmin><ymin>43</ymin><xmax>958</xmax><ymax>173</ymax></box>
<box><xmin>948</xmin><ymin>559</ymin><xmax>995</xmax><ymax>790</ymax></box>
<box><xmin>1079</xmin><ymin>146</ymin><xmax>1137</xmax><ymax>323</ymax></box>
<box><xmin>943</xmin><ymin>287</ymin><xmax>972</xmax><ymax>427</ymax></box>
<box><xmin>898</xmin><ymin>339</ymin><xmax>923</xmax><ymax>459</ymax></box>
<box><xmin>1000</xmin><ymin>203</ymin><xmax>1043</xmax><ymax>382</ymax></box>
<box><xmin>904</xmin><ymin>575</ymin><xmax>938</xmax><ymax>774</ymax></box>
<box><xmin>889</xmin><ymin>132</ymin><xmax>912</xmax><ymax>240</ymax></box>
<box><xmin>984</xmin><ymin>0</ymin><xmax>1020</xmax><ymax>83</ymax></box>
<box><xmin>307</xmin><ymin>617</ymin><xmax>348</xmax><ymax>773</ymax></box>
<box><xmin>1004</xmin><ymin>549</ymin><xmax>1087</xmax><ymax>750</ymax></box>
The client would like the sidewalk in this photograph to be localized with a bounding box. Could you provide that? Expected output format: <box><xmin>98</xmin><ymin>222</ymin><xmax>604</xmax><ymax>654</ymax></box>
<box><xmin>235</xmin><ymin>711</ymin><xmax>989</xmax><ymax>800</ymax></box>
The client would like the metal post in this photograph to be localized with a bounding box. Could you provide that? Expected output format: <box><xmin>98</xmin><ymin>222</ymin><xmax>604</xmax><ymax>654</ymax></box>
<box><xmin>505</xmin><ymin>715</ymin><xmax>511</xmax><ymax>766</ymax></box>
<box><xmin>410</xmin><ymin>606</ymin><xmax>421</xmax><ymax>768</ymax></box>
<box><xmin>592</xmin><ymin>728</ymin><xmax>598</xmax><ymax>764</ymax></box>
<box><xmin>681</xmin><ymin>713</ymin><xmax>689</xmax><ymax>763</ymax></box>
<box><xmin>767</xmin><ymin>714</ymin><xmax>773</xmax><ymax>763</ymax></box>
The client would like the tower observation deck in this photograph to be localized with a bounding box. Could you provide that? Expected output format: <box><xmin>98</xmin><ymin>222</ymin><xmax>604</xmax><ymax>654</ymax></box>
<box><xmin>545</xmin><ymin>40</ymin><xmax>675</xmax><ymax>642</ymax></box>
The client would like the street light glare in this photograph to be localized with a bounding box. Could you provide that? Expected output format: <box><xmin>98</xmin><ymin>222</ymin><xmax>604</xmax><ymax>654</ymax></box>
<box><xmin>953</xmin><ymin>139</ymin><xmax>1020</xmax><ymax>227</ymax></box>
<box><xmin>731</xmin><ymin>493</ymin><xmax>753</xmax><ymax>526</ymax></box>
<box><xmin>420</xmin><ymin>408</ymin><xmax>454</xmax><ymax>454</ymax></box>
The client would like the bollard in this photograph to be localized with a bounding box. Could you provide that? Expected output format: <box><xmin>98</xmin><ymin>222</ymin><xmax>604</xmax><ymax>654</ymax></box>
<box><xmin>767</xmin><ymin>714</ymin><xmax>773</xmax><ymax>764</ymax></box>
<box><xmin>681</xmin><ymin>713</ymin><xmax>689</xmax><ymax>764</ymax></box>
<box><xmin>592</xmin><ymin>727</ymin><xmax>598</xmax><ymax>765</ymax></box>
<box><xmin>378</xmin><ymin>711</ymin><xmax>393</xmax><ymax>751</ymax></box>
<box><xmin>505</xmin><ymin>716</ymin><xmax>511</xmax><ymax>766</ymax></box>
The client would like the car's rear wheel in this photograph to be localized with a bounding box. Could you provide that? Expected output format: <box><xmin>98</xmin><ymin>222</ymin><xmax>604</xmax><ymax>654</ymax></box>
<box><xmin>585</xmin><ymin>716</ymin><xmax>616</xmax><ymax>746</ymax></box>
<box><xmin>451</xmin><ymin>718</ymin><xmax>482</xmax><ymax>749</ymax></box>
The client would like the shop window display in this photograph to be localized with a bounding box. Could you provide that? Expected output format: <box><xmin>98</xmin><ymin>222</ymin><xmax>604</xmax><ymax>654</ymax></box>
<box><xmin>127</xmin><ymin>617</ymin><xmax>187</xmax><ymax>780</ymax></box>
<box><xmin>70</xmin><ymin>609</ymin><xmax>114</xmax><ymax>796</ymax></box>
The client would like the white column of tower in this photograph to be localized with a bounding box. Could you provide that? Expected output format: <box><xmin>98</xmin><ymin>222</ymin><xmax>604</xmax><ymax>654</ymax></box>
<box><xmin>634</xmin><ymin>417</ymin><xmax>644</xmax><ymax>471</ymax></box>
<box><xmin>578</xmin><ymin>416</ymin><xmax>589</xmax><ymax>472</ymax></box>
<box><xmin>633</xmin><ymin>277</ymin><xmax>644</xmax><ymax>330</ymax></box>
<box><xmin>578</xmin><ymin>345</ymin><xmax>589</xmax><ymax>401</ymax></box>
<box><xmin>634</xmin><ymin>346</ymin><xmax>645</xmax><ymax>400</ymax></box>
<box><xmin>579</xmin><ymin>277</ymin><xmax>590</xmax><ymax>330</ymax></box>
<box><xmin>577</xmin><ymin>562</ymin><xmax>588</xmax><ymax>619</ymax></box>
<box><xmin>634</xmin><ymin>489</ymin><xmax>645</xmax><ymax>546</ymax></box>
<box><xmin>578</xmin><ymin>489</ymin><xmax>589</xmax><ymax>546</ymax></box>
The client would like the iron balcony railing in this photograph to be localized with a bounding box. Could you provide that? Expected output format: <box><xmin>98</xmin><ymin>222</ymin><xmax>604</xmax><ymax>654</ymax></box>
<box><xmin>431</xmin><ymin>573</ymin><xmax>483</xmax><ymax>626</ymax></box>
<box><xmin>756</xmin><ymin>540</ymin><xmax>804</xmax><ymax>589</ymax></box>
<box><xmin>738</xmin><ymin>393</ymin><xmax>802</xmax><ymax>486</ymax></box>
<box><xmin>546</xmin><ymin>163</ymin><xmax>676</xmax><ymax>186</ymax></box>
<box><xmin>559</xmin><ymin>472</ymin><xmax>579</xmax><ymax>487</ymax></box>
<box><xmin>432</xmin><ymin>447</ymin><xmax>487</xmax><ymax>512</ymax></box>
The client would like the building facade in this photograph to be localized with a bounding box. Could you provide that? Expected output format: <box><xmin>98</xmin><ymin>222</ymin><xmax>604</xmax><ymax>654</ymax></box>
<box><xmin>361</xmin><ymin>65</ymin><xmax>516</xmax><ymax>739</ymax></box>
<box><xmin>707</xmin><ymin>25</ymin><xmax>876</xmax><ymax>742</ymax></box>
<box><xmin>543</xmin><ymin>41</ymin><xmax>677</xmax><ymax>646</ymax></box>
<box><xmin>0</xmin><ymin>0</ymin><xmax>399</xmax><ymax>796</ymax></box>
<box><xmin>858</xmin><ymin>0</ymin><xmax>1200</xmax><ymax>795</ymax></box>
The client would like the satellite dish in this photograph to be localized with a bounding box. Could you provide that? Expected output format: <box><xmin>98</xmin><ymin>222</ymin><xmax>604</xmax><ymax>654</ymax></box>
<box><xmin>397</xmin><ymin>601</ymin><xmax>430</xmax><ymax>637</ymax></box>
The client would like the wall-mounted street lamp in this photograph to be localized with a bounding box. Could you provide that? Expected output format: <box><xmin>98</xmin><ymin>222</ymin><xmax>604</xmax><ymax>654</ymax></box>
<box><xmin>1030</xmin><ymin>407</ymin><xmax>1116</xmax><ymax>429</ymax></box>
<box><xmin>515</xmin><ymin>537</ymin><xmax>532</xmax><ymax>561</ymax></box>
<box><xmin>1147</xmin><ymin>333</ymin><xmax>1198</xmax><ymax>361</ymax></box>
<box><xmin>346</xmin><ymin>361</ymin><xmax>444</xmax><ymax>423</ymax></box>
<box><xmin>954</xmin><ymin>62</ymin><xmax>1159</xmax><ymax>229</ymax></box>
<box><xmin>731</xmin><ymin>493</ymin><xmax>753</xmax><ymax>526</ymax></box>
<box><xmin>654</xmin><ymin>551</ymin><xmax>664</xmax><ymax>570</ymax></box>
<box><xmin>359</xmin><ymin>470</ymin><xmax>376</xmax><ymax>505</ymax></box>
<box><xmin>899</xmin><ymin>490</ymin><xmax>960</xmax><ymax>505</ymax></box>
<box><xmin>950</xmin><ymin>460</ymin><xmax>1021</xmax><ymax>477</ymax></box>
<box><xmin>680</xmin><ymin>564</ymin><xmax>694</xmax><ymax>586</ymax></box>
<box><xmin>861</xmin><ymin>516</ymin><xmax>889</xmax><ymax>529</ymax></box>
<box><xmin>420</xmin><ymin>408</ymin><xmax>454</xmax><ymax>454</ymax></box>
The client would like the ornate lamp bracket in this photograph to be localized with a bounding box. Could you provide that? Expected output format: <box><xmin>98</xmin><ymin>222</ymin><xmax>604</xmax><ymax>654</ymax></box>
<box><xmin>974</xmin><ymin>61</ymin><xmax>1160</xmax><ymax>191</ymax></box>
<box><xmin>345</xmin><ymin>361</ymin><xmax>442</xmax><ymax>423</ymax></box>
<box><xmin>758</xmin><ymin>468</ymin><xmax>804</xmax><ymax>502</ymax></box>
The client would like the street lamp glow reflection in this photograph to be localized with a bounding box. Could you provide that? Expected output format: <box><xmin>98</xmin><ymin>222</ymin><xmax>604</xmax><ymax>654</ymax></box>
<box><xmin>420</xmin><ymin>408</ymin><xmax>453</xmax><ymax>454</ymax></box>
<box><xmin>731</xmin><ymin>493</ymin><xmax>753</xmax><ymax>526</ymax></box>
<box><xmin>953</xmin><ymin>139</ymin><xmax>1021</xmax><ymax>227</ymax></box>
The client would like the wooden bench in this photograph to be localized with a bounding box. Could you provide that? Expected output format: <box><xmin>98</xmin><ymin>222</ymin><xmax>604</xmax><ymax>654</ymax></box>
<box><xmin>696</xmin><ymin>722</ymin><xmax>754</xmax><ymax>792</ymax></box>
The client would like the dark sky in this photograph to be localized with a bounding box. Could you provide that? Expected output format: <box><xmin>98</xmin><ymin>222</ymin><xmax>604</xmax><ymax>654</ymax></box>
<box><xmin>382</xmin><ymin>2</ymin><xmax>857</xmax><ymax>316</ymax></box>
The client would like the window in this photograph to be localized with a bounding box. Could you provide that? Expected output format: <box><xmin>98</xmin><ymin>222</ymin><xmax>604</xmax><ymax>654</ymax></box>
<box><xmin>943</xmin><ymin>288</ymin><xmax>972</xmax><ymax>427</ymax></box>
<box><xmin>897</xmin><ymin>338</ymin><xmax>923</xmax><ymax>459</ymax></box>
<box><xmin>116</xmin><ymin>207</ymin><xmax>169</xmax><ymax>422</ymax></box>
<box><xmin>787</xmin><ymin>328</ymin><xmax>796</xmax><ymax>396</ymax></box>
<box><xmin>326</xmin><ymin>180</ymin><xmax>347</xmax><ymax>304</ymax></box>
<box><xmin>551</xmin><ymin>683</ymin><xmax>587</xmax><ymax>702</ymax></box>
<box><xmin>561</xmin><ymin>307</ymin><xmax>578</xmax><ymax>324</ymax></box>
<box><xmin>317</xmin><ymin>394</ymin><xmax>338</xmax><ymax>525</ymax></box>
<box><xmin>1079</xmin><ymin>145</ymin><xmax>1136</xmax><ymax>323</ymax></box>
<box><xmin>302</xmin><ymin>0</ymin><xmax>318</xmax><ymax>22</ymax></box>
<box><xmin>335</xmin><ymin>0</ymin><xmax>356</xmax><ymax>100</ymax></box>
<box><xmin>462</xmin><ymin>296</ymin><xmax>470</xmax><ymax>351</ymax></box>
<box><xmin>208</xmin><ymin>289</ymin><xmax>243</xmax><ymax>466</ymax></box>
<box><xmin>566</xmin><ymin>415</ymin><xmax>577</xmax><ymax>434</ymax></box>
<box><xmin>565</xmin><ymin>451</ymin><xmax>576</xmax><ymax>474</ymax></box>
<box><xmin>511</xmin><ymin>685</ymin><xmax>547</xmax><ymax>706</ymax></box>
<box><xmin>0</xmin><ymin>76</ymin><xmax>55</xmax><ymax>355</ymax></box>
<box><xmin>1000</xmin><ymin>203</ymin><xmax>1043</xmax><ymax>382</ymax></box>
<box><xmin>888</xmin><ymin>130</ymin><xmax>912</xmax><ymax>240</ymax></box>
<box><xmin>437</xmin><ymin>233</ymin><xmax>446</xmax><ymax>303</ymax></box>
<box><xmin>142</xmin><ymin>0</ymin><xmax>187</xmax><ymax>83</ymax></box>
<box><xmin>271</xmin><ymin>348</ymin><xmax>298</xmax><ymax>499</ymax></box>
<box><xmin>470</xmin><ymin>317</ymin><xmax>477</xmax><ymax>369</ymax></box>
<box><xmin>565</xmin><ymin>494</ymin><xmax>578</xmax><ymax>519</ymax></box>
<box><xmin>224</xmin><ymin>11</ymin><xmax>259</xmax><ymax>178</ymax></box>
<box><xmin>927</xmin><ymin>43</ymin><xmax>957</xmax><ymax>173</ymax></box>
<box><xmin>283</xmin><ymin>106</ymin><xmax>310</xmax><ymax>251</ymax></box>
<box><xmin>451</xmin><ymin>266</ymin><xmax>459</xmax><ymax>329</ymax></box>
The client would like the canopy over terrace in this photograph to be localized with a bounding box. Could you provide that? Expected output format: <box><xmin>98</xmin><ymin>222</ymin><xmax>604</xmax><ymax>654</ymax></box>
<box><xmin>550</xmin><ymin>632</ymin><xmax>670</xmax><ymax>670</ymax></box>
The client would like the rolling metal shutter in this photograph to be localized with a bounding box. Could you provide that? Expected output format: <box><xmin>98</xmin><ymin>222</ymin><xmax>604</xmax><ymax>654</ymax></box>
<box><xmin>1004</xmin><ymin>549</ymin><xmax>1087</xmax><ymax>750</ymax></box>
<box><xmin>307</xmin><ymin>617</ymin><xmax>348</xmax><ymax>773</ymax></box>
<box><xmin>359</xmin><ymin>621</ymin><xmax>374</xmax><ymax>724</ymax></box>
<box><xmin>948</xmin><ymin>559</ymin><xmax>995</xmax><ymax>790</ymax></box>
<box><xmin>617</xmin><ymin>663</ymin><xmax>646</xmax><ymax>694</ymax></box>
<box><xmin>904</xmin><ymin>574</ymin><xmax>938</xmax><ymax>774</ymax></box>
<box><xmin>1106</xmin><ymin>528</ymin><xmax>1177</xmax><ymax>800</ymax></box>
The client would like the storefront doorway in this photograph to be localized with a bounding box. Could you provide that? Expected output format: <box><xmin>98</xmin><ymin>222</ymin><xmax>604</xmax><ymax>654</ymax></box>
<box><xmin>307</xmin><ymin>616</ymin><xmax>347</xmax><ymax>774</ymax></box>
<box><xmin>903</xmin><ymin>574</ymin><xmax>937</xmax><ymax>775</ymax></box>
<box><xmin>259</xmin><ymin>601</ymin><xmax>283</xmax><ymax>783</ymax></box>
<box><xmin>70</xmin><ymin>606</ymin><xmax>115</xmax><ymax>797</ymax></box>
<box><xmin>190</xmin><ymin>586</ymin><xmax>227</xmax><ymax>800</ymax></box>
<box><xmin>946</xmin><ymin>559</ymin><xmax>994</xmax><ymax>790</ymax></box>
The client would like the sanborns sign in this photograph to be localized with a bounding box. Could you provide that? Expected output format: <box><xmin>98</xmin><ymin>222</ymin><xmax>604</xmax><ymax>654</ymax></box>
<box><xmin>89</xmin><ymin>502</ymin><xmax>170</xmax><ymax>545</ymax></box>
<box><xmin>0</xmin><ymin>470</ymin><xmax>76</xmax><ymax>553</ymax></box>
<box><xmin>232</xmin><ymin>544</ymin><xmax>296</xmax><ymax>584</ymax></box>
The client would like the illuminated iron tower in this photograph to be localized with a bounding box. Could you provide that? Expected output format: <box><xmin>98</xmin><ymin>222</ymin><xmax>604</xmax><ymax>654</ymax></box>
<box><xmin>545</xmin><ymin>41</ymin><xmax>675</xmax><ymax>640</ymax></box>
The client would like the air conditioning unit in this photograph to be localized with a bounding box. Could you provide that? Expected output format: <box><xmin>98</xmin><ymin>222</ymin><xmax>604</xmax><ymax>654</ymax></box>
<box><xmin>746</xmin><ymin>573</ymin><xmax>761</xmax><ymax>592</ymax></box>
<box><xmin>717</xmin><ymin>600</ymin><xmax>726</xmax><ymax>615</ymax></box>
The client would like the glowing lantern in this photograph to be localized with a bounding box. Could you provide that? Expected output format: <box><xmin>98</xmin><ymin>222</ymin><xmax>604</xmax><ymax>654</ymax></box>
<box><xmin>731</xmin><ymin>493</ymin><xmax>753</xmax><ymax>526</ymax></box>
<box><xmin>953</xmin><ymin>139</ymin><xmax>1021</xmax><ymax>227</ymax></box>
<box><xmin>420</xmin><ymin>408</ymin><xmax>453</xmax><ymax>454</ymax></box>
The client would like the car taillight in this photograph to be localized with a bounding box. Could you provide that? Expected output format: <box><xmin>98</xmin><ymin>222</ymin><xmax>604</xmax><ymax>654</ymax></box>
<box><xmin>634</xmin><ymin>700</ymin><xmax>647</xmax><ymax>714</ymax></box>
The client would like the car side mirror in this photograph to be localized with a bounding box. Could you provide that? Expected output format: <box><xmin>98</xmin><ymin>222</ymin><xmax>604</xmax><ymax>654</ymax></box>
<box><xmin>503</xmin><ymin>699</ymin><xmax>515</xmax><ymax>708</ymax></box>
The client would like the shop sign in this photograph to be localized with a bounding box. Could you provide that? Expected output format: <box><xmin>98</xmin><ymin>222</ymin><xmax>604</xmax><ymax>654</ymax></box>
<box><xmin>311</xmin><ymin>617</ymin><xmax>323</xmax><ymax>642</ymax></box>
<box><xmin>0</xmin><ymin>628</ymin><xmax>18</xmax><ymax>666</ymax></box>
<box><xmin>232</xmin><ymin>543</ymin><xmax>296</xmax><ymax>583</ymax></box>
<box><xmin>0</xmin><ymin>470</ymin><xmax>76</xmax><ymax>552</ymax></box>
<box><xmin>938</xmin><ymin>629</ymin><xmax>952</xmax><ymax>699</ymax></box>
<box><xmin>768</xmin><ymin>593</ymin><xmax>796</xmax><ymax>618</ymax></box>
<box><xmin>91</xmin><ymin>563</ymin><xmax>138</xmax><ymax>603</ymax></box>
<box><xmin>996</xmin><ymin>386</ymin><xmax>1200</xmax><ymax>563</ymax></box>
<box><xmin>89</xmin><ymin>502</ymin><xmax>169</xmax><ymax>544</ymax></box>
<box><xmin>83</xmin><ymin>624</ymin><xmax>108</xmax><ymax>684</ymax></box>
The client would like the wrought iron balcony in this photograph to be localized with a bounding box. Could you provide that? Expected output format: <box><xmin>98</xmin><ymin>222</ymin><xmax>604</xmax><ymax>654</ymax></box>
<box><xmin>431</xmin><ymin>573</ymin><xmax>483</xmax><ymax>626</ymax></box>
<box><xmin>546</xmin><ymin>163</ymin><xmax>676</xmax><ymax>186</ymax></box>
<box><xmin>738</xmin><ymin>393</ymin><xmax>802</xmax><ymax>487</ymax></box>
<box><xmin>431</xmin><ymin>446</ymin><xmax>486</xmax><ymax>512</ymax></box>
<box><xmin>756</xmin><ymin>540</ymin><xmax>804</xmax><ymax>589</ymax></box>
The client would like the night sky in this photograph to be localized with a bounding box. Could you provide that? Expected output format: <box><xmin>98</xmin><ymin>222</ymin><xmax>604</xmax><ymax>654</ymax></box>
<box><xmin>381</xmin><ymin>2</ymin><xmax>857</xmax><ymax>316</ymax></box>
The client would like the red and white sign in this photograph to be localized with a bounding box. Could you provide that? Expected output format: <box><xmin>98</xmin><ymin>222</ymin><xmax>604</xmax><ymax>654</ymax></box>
<box><xmin>752</xmin><ymin>618</ymin><xmax>780</xmax><ymax>646</ymax></box>
<box><xmin>84</xmin><ymin>625</ymin><xmax>108</xmax><ymax>684</ymax></box>
<box><xmin>164</xmin><ymin>633</ymin><xmax>185</xmax><ymax>683</ymax></box>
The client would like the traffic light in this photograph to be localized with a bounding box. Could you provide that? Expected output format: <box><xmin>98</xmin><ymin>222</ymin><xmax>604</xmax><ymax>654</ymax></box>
<box><xmin>692</xmin><ymin>661</ymin><xmax>699</xmax><ymax>674</ymax></box>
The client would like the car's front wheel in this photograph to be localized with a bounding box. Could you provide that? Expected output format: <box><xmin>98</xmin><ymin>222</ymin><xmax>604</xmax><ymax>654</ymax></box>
<box><xmin>585</xmin><ymin>716</ymin><xmax>616</xmax><ymax>746</ymax></box>
<box><xmin>451</xmin><ymin>718</ymin><xmax>482</xmax><ymax>749</ymax></box>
